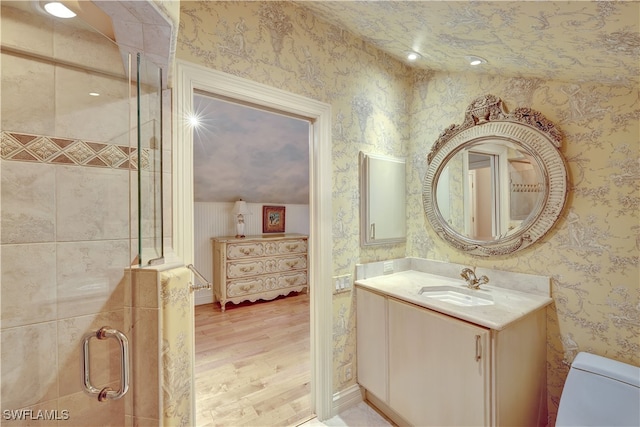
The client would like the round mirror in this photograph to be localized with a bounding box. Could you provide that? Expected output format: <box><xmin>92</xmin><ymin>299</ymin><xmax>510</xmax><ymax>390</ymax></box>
<box><xmin>423</xmin><ymin>95</ymin><xmax>568</xmax><ymax>256</ymax></box>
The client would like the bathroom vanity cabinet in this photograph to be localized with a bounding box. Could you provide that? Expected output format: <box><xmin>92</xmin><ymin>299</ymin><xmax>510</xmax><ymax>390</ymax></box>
<box><xmin>212</xmin><ymin>234</ymin><xmax>308</xmax><ymax>311</ymax></box>
<box><xmin>356</xmin><ymin>286</ymin><xmax>547</xmax><ymax>427</ymax></box>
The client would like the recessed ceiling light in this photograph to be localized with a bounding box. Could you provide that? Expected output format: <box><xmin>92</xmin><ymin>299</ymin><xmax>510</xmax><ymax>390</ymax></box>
<box><xmin>466</xmin><ymin>55</ymin><xmax>487</xmax><ymax>66</ymax></box>
<box><xmin>43</xmin><ymin>2</ymin><xmax>76</xmax><ymax>19</ymax></box>
<box><xmin>89</xmin><ymin>92</ymin><xmax>100</xmax><ymax>97</ymax></box>
<box><xmin>406</xmin><ymin>51</ymin><xmax>422</xmax><ymax>62</ymax></box>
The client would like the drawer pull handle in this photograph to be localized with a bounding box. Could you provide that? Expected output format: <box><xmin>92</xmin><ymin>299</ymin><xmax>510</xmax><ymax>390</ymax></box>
<box><xmin>475</xmin><ymin>335</ymin><xmax>482</xmax><ymax>361</ymax></box>
<box><xmin>240</xmin><ymin>266</ymin><xmax>255</xmax><ymax>273</ymax></box>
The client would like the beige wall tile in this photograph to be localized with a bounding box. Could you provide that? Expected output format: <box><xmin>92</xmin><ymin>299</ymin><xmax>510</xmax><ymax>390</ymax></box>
<box><xmin>52</xmin><ymin>16</ymin><xmax>124</xmax><ymax>76</ymax></box>
<box><xmin>57</xmin><ymin>389</ymin><xmax>125</xmax><ymax>427</ymax></box>
<box><xmin>54</xmin><ymin>67</ymin><xmax>130</xmax><ymax>143</ymax></box>
<box><xmin>0</xmin><ymin>5</ymin><xmax>53</xmax><ymax>57</ymax></box>
<box><xmin>0</xmin><ymin>54</ymin><xmax>55</xmax><ymax>136</ymax></box>
<box><xmin>123</xmin><ymin>271</ymin><xmax>133</xmax><ymax>308</ymax></box>
<box><xmin>0</xmin><ymin>398</ymin><xmax>62</xmax><ymax>427</ymax></box>
<box><xmin>1</xmin><ymin>322</ymin><xmax>59</xmax><ymax>409</ymax></box>
<box><xmin>1</xmin><ymin>161</ymin><xmax>56</xmax><ymax>244</ymax></box>
<box><xmin>1</xmin><ymin>243</ymin><xmax>57</xmax><ymax>328</ymax></box>
<box><xmin>163</xmin><ymin>171</ymin><xmax>172</xmax><ymax>240</ymax></box>
<box><xmin>56</xmin><ymin>241</ymin><xmax>129</xmax><ymax>318</ymax></box>
<box><xmin>131</xmin><ymin>416</ymin><xmax>160</xmax><ymax>427</ymax></box>
<box><xmin>56</xmin><ymin>166</ymin><xmax>129</xmax><ymax>241</ymax></box>
<box><xmin>130</xmin><ymin>307</ymin><xmax>159</xmax><ymax>420</ymax></box>
<box><xmin>138</xmin><ymin>170</ymin><xmax>160</xmax><ymax>241</ymax></box>
<box><xmin>132</xmin><ymin>269</ymin><xmax>160</xmax><ymax>309</ymax></box>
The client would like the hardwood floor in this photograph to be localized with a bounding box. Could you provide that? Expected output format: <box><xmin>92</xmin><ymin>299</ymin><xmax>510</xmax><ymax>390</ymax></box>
<box><xmin>195</xmin><ymin>292</ymin><xmax>313</xmax><ymax>427</ymax></box>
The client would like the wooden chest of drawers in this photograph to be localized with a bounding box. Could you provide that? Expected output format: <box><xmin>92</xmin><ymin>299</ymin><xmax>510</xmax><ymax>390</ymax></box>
<box><xmin>211</xmin><ymin>234</ymin><xmax>309</xmax><ymax>311</ymax></box>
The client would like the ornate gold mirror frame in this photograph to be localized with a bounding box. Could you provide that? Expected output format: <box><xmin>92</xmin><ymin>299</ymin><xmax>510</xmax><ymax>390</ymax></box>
<box><xmin>422</xmin><ymin>94</ymin><xmax>569</xmax><ymax>256</ymax></box>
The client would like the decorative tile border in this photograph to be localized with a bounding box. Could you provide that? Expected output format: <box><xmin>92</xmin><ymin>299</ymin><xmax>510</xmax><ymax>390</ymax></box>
<box><xmin>1</xmin><ymin>131</ymin><xmax>149</xmax><ymax>170</ymax></box>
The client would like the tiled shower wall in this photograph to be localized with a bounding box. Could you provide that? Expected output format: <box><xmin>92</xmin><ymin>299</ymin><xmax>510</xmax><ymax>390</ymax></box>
<box><xmin>0</xmin><ymin>4</ymin><xmax>159</xmax><ymax>424</ymax></box>
<box><xmin>1</xmin><ymin>134</ymin><xmax>131</xmax><ymax>421</ymax></box>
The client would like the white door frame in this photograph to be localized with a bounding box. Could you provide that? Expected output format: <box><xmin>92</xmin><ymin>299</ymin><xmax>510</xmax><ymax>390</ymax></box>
<box><xmin>172</xmin><ymin>60</ymin><xmax>334</xmax><ymax>421</ymax></box>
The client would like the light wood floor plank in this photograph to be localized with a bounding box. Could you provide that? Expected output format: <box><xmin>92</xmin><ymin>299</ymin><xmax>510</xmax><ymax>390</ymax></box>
<box><xmin>195</xmin><ymin>293</ymin><xmax>312</xmax><ymax>426</ymax></box>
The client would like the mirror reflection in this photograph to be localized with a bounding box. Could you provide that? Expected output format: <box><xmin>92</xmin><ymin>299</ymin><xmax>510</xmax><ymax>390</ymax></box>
<box><xmin>435</xmin><ymin>141</ymin><xmax>544</xmax><ymax>241</ymax></box>
<box><xmin>423</xmin><ymin>94</ymin><xmax>568</xmax><ymax>256</ymax></box>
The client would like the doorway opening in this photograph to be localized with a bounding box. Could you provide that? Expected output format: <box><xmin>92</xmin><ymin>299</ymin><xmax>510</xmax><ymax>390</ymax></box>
<box><xmin>172</xmin><ymin>61</ymin><xmax>334</xmax><ymax>422</ymax></box>
<box><xmin>191</xmin><ymin>91</ymin><xmax>312</xmax><ymax>425</ymax></box>
<box><xmin>467</xmin><ymin>152</ymin><xmax>498</xmax><ymax>240</ymax></box>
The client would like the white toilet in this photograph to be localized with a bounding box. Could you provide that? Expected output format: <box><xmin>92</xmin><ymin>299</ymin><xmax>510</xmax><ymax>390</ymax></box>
<box><xmin>556</xmin><ymin>351</ymin><xmax>640</xmax><ymax>426</ymax></box>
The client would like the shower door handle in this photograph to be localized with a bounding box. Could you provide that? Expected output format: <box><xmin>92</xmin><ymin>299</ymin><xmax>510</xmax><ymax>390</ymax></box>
<box><xmin>81</xmin><ymin>326</ymin><xmax>130</xmax><ymax>401</ymax></box>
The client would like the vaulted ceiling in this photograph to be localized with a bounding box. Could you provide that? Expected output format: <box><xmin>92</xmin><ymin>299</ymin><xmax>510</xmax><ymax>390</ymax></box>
<box><xmin>298</xmin><ymin>1</ymin><xmax>640</xmax><ymax>87</ymax></box>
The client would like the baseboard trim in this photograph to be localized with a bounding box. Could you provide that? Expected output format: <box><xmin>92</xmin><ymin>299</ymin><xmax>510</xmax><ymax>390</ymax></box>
<box><xmin>194</xmin><ymin>293</ymin><xmax>214</xmax><ymax>306</ymax></box>
<box><xmin>331</xmin><ymin>384</ymin><xmax>363</xmax><ymax>417</ymax></box>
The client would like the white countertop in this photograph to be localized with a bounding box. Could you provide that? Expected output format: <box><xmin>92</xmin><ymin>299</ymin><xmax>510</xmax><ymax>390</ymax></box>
<box><xmin>355</xmin><ymin>270</ymin><xmax>552</xmax><ymax>330</ymax></box>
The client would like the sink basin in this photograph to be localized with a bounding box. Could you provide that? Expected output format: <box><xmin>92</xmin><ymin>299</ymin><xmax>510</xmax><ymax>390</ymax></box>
<box><xmin>419</xmin><ymin>286</ymin><xmax>494</xmax><ymax>307</ymax></box>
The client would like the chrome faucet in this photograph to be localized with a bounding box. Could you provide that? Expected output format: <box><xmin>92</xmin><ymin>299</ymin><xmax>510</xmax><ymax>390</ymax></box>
<box><xmin>460</xmin><ymin>267</ymin><xmax>489</xmax><ymax>290</ymax></box>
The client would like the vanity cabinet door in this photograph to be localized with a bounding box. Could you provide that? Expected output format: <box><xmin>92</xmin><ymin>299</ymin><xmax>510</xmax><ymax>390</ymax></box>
<box><xmin>388</xmin><ymin>299</ymin><xmax>490</xmax><ymax>427</ymax></box>
<box><xmin>356</xmin><ymin>288</ymin><xmax>388</xmax><ymax>403</ymax></box>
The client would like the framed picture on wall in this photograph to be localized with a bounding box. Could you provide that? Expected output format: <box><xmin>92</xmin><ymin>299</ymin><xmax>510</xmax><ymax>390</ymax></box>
<box><xmin>262</xmin><ymin>206</ymin><xmax>286</xmax><ymax>233</ymax></box>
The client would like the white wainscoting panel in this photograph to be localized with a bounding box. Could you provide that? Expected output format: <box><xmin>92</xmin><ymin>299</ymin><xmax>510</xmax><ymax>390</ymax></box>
<box><xmin>193</xmin><ymin>201</ymin><xmax>310</xmax><ymax>306</ymax></box>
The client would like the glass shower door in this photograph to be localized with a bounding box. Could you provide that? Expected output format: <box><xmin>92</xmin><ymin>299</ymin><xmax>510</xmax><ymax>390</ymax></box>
<box><xmin>135</xmin><ymin>53</ymin><xmax>165</xmax><ymax>267</ymax></box>
<box><xmin>1</xmin><ymin>2</ymin><xmax>134</xmax><ymax>424</ymax></box>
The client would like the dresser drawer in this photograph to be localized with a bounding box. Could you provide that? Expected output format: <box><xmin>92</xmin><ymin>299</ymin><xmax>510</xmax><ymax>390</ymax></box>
<box><xmin>212</xmin><ymin>234</ymin><xmax>309</xmax><ymax>311</ymax></box>
<box><xmin>277</xmin><ymin>239</ymin><xmax>307</xmax><ymax>255</ymax></box>
<box><xmin>227</xmin><ymin>259</ymin><xmax>265</xmax><ymax>278</ymax></box>
<box><xmin>225</xmin><ymin>238</ymin><xmax>307</xmax><ymax>259</ymax></box>
<box><xmin>226</xmin><ymin>276</ymin><xmax>269</xmax><ymax>297</ymax></box>
<box><xmin>276</xmin><ymin>271</ymin><xmax>308</xmax><ymax>288</ymax></box>
<box><xmin>226</xmin><ymin>271</ymin><xmax>308</xmax><ymax>298</ymax></box>
<box><xmin>227</xmin><ymin>253</ymin><xmax>307</xmax><ymax>278</ymax></box>
<box><xmin>226</xmin><ymin>242</ymin><xmax>265</xmax><ymax>259</ymax></box>
<box><xmin>267</xmin><ymin>255</ymin><xmax>307</xmax><ymax>272</ymax></box>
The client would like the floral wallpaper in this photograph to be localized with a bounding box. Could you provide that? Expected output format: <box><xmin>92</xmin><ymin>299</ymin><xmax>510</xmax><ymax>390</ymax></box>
<box><xmin>409</xmin><ymin>74</ymin><xmax>639</xmax><ymax>424</ymax></box>
<box><xmin>300</xmin><ymin>1</ymin><xmax>640</xmax><ymax>88</ymax></box>
<box><xmin>176</xmin><ymin>1</ymin><xmax>639</xmax><ymax>425</ymax></box>
<box><xmin>160</xmin><ymin>267</ymin><xmax>194</xmax><ymax>427</ymax></box>
<box><xmin>178</xmin><ymin>0</ymin><xmax>411</xmax><ymax>397</ymax></box>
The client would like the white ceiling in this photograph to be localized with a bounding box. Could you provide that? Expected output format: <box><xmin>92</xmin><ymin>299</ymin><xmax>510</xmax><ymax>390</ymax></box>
<box><xmin>297</xmin><ymin>1</ymin><xmax>640</xmax><ymax>86</ymax></box>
